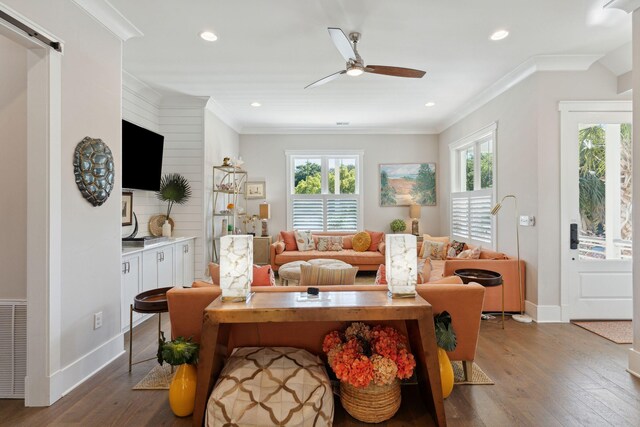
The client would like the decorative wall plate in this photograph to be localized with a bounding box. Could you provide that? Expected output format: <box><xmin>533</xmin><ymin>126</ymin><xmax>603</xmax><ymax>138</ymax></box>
<box><xmin>149</xmin><ymin>215</ymin><xmax>174</xmax><ymax>237</ymax></box>
<box><xmin>73</xmin><ymin>136</ymin><xmax>115</xmax><ymax>206</ymax></box>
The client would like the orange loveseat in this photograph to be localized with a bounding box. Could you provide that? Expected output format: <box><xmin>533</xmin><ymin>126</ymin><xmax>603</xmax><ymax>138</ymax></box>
<box><xmin>166</xmin><ymin>277</ymin><xmax>485</xmax><ymax>380</ymax></box>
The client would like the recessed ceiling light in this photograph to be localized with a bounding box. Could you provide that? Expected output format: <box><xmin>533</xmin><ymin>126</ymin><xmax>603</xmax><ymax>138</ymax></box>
<box><xmin>490</xmin><ymin>30</ymin><xmax>509</xmax><ymax>41</ymax></box>
<box><xmin>200</xmin><ymin>31</ymin><xmax>218</xmax><ymax>42</ymax></box>
<box><xmin>250</xmin><ymin>102</ymin><xmax>261</xmax><ymax>107</ymax></box>
<box><xmin>424</xmin><ymin>102</ymin><xmax>436</xmax><ymax>107</ymax></box>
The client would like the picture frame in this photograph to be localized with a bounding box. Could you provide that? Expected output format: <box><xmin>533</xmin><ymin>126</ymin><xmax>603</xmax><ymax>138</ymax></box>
<box><xmin>379</xmin><ymin>163</ymin><xmax>437</xmax><ymax>206</ymax></box>
<box><xmin>245</xmin><ymin>181</ymin><xmax>266</xmax><ymax>199</ymax></box>
<box><xmin>122</xmin><ymin>191</ymin><xmax>133</xmax><ymax>225</ymax></box>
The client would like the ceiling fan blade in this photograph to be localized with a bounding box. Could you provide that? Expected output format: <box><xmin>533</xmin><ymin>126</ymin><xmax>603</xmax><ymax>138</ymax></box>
<box><xmin>328</xmin><ymin>27</ymin><xmax>356</xmax><ymax>62</ymax></box>
<box><xmin>365</xmin><ymin>65</ymin><xmax>426</xmax><ymax>78</ymax></box>
<box><xmin>305</xmin><ymin>70</ymin><xmax>346</xmax><ymax>89</ymax></box>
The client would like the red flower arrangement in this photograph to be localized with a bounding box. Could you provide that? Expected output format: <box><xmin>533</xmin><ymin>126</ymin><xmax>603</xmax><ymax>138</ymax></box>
<box><xmin>323</xmin><ymin>322</ymin><xmax>416</xmax><ymax>388</ymax></box>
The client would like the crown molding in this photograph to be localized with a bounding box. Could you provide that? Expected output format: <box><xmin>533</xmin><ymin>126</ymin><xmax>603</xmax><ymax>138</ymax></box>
<box><xmin>205</xmin><ymin>99</ymin><xmax>242</xmax><ymax>134</ymax></box>
<box><xmin>71</xmin><ymin>0</ymin><xmax>143</xmax><ymax>41</ymax></box>
<box><xmin>239</xmin><ymin>126</ymin><xmax>437</xmax><ymax>135</ymax></box>
<box><xmin>605</xmin><ymin>0</ymin><xmax>640</xmax><ymax>13</ymax></box>
<box><xmin>435</xmin><ymin>54</ymin><xmax>603</xmax><ymax>133</ymax></box>
<box><xmin>122</xmin><ymin>70</ymin><xmax>163</xmax><ymax>106</ymax></box>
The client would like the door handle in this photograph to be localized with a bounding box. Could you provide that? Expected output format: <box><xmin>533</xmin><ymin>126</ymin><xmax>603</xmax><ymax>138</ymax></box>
<box><xmin>570</xmin><ymin>223</ymin><xmax>579</xmax><ymax>250</ymax></box>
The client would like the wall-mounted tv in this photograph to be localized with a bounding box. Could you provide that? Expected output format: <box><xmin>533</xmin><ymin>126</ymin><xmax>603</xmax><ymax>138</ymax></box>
<box><xmin>122</xmin><ymin>120</ymin><xmax>165</xmax><ymax>192</ymax></box>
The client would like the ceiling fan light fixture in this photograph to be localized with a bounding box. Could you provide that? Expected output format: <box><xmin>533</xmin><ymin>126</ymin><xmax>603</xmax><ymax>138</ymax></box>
<box><xmin>250</xmin><ymin>102</ymin><xmax>261</xmax><ymax>107</ymax></box>
<box><xmin>200</xmin><ymin>31</ymin><xmax>218</xmax><ymax>42</ymax></box>
<box><xmin>346</xmin><ymin>65</ymin><xmax>364</xmax><ymax>77</ymax></box>
<box><xmin>425</xmin><ymin>102</ymin><xmax>436</xmax><ymax>107</ymax></box>
<box><xmin>490</xmin><ymin>29</ymin><xmax>509</xmax><ymax>41</ymax></box>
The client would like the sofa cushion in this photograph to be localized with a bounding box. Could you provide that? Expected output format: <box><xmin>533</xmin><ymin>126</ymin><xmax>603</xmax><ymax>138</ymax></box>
<box><xmin>299</xmin><ymin>263</ymin><xmax>358</xmax><ymax>286</ymax></box>
<box><xmin>281</xmin><ymin>230</ymin><xmax>298</xmax><ymax>251</ymax></box>
<box><xmin>422</xmin><ymin>240</ymin><xmax>447</xmax><ymax>260</ymax></box>
<box><xmin>317</xmin><ymin>236</ymin><xmax>343</xmax><ymax>252</ymax></box>
<box><xmin>274</xmin><ymin>240</ymin><xmax>285</xmax><ymax>254</ymax></box>
<box><xmin>448</xmin><ymin>240</ymin><xmax>466</xmax><ymax>257</ymax></box>
<box><xmin>294</xmin><ymin>230</ymin><xmax>315</xmax><ymax>251</ymax></box>
<box><xmin>419</xmin><ymin>234</ymin><xmax>450</xmax><ymax>258</ymax></box>
<box><xmin>342</xmin><ymin>235</ymin><xmax>354</xmax><ymax>249</ymax></box>
<box><xmin>456</xmin><ymin>246</ymin><xmax>482</xmax><ymax>259</ymax></box>
<box><xmin>275</xmin><ymin>249</ymin><xmax>384</xmax><ymax>266</ymax></box>
<box><xmin>366</xmin><ymin>230</ymin><xmax>384</xmax><ymax>252</ymax></box>
<box><xmin>209</xmin><ymin>262</ymin><xmax>275</xmax><ymax>286</ymax></box>
<box><xmin>479</xmin><ymin>249</ymin><xmax>509</xmax><ymax>260</ymax></box>
<box><xmin>352</xmin><ymin>232</ymin><xmax>371</xmax><ymax>252</ymax></box>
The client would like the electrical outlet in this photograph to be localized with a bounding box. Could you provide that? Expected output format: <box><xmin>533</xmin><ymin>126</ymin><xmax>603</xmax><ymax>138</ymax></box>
<box><xmin>519</xmin><ymin>215</ymin><xmax>535</xmax><ymax>226</ymax></box>
<box><xmin>94</xmin><ymin>312</ymin><xmax>103</xmax><ymax>330</ymax></box>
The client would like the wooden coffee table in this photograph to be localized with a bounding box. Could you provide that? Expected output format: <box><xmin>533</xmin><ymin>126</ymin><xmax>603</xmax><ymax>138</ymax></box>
<box><xmin>192</xmin><ymin>291</ymin><xmax>446</xmax><ymax>426</ymax></box>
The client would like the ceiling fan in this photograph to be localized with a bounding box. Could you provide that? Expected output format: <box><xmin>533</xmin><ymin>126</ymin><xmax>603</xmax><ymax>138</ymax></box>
<box><xmin>305</xmin><ymin>27</ymin><xmax>426</xmax><ymax>89</ymax></box>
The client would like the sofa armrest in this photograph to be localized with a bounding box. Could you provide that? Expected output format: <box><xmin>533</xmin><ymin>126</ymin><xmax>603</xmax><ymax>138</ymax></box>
<box><xmin>167</xmin><ymin>286</ymin><xmax>220</xmax><ymax>343</ymax></box>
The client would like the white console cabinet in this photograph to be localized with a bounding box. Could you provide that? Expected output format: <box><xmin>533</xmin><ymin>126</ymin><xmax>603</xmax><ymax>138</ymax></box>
<box><xmin>121</xmin><ymin>237</ymin><xmax>196</xmax><ymax>331</ymax></box>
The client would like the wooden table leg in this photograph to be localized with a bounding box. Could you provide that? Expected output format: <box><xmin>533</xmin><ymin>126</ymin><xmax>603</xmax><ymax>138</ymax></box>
<box><xmin>406</xmin><ymin>313</ymin><xmax>447</xmax><ymax>427</ymax></box>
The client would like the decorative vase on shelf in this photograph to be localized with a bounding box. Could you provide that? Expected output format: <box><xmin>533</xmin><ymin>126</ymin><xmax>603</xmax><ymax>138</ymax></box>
<box><xmin>162</xmin><ymin>219</ymin><xmax>172</xmax><ymax>237</ymax></box>
<box><xmin>169</xmin><ymin>363</ymin><xmax>197</xmax><ymax>417</ymax></box>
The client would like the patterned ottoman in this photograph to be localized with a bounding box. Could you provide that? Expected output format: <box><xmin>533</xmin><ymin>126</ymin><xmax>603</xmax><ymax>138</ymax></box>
<box><xmin>278</xmin><ymin>261</ymin><xmax>311</xmax><ymax>286</ymax></box>
<box><xmin>206</xmin><ymin>347</ymin><xmax>334</xmax><ymax>426</ymax></box>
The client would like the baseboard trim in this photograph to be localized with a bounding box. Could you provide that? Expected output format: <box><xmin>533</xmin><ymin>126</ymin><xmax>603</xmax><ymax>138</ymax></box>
<box><xmin>628</xmin><ymin>348</ymin><xmax>640</xmax><ymax>378</ymax></box>
<box><xmin>60</xmin><ymin>333</ymin><xmax>124</xmax><ymax>397</ymax></box>
<box><xmin>524</xmin><ymin>301</ymin><xmax>564</xmax><ymax>323</ymax></box>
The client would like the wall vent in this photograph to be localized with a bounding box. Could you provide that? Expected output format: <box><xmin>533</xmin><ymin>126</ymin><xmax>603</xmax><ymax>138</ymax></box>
<box><xmin>0</xmin><ymin>301</ymin><xmax>26</xmax><ymax>399</ymax></box>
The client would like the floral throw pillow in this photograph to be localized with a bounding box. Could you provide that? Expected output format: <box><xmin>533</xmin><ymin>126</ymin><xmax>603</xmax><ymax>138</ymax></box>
<box><xmin>422</xmin><ymin>240</ymin><xmax>446</xmax><ymax>260</ymax></box>
<box><xmin>294</xmin><ymin>230</ymin><xmax>315</xmax><ymax>251</ymax></box>
<box><xmin>457</xmin><ymin>246</ymin><xmax>481</xmax><ymax>259</ymax></box>
<box><xmin>317</xmin><ymin>236</ymin><xmax>343</xmax><ymax>252</ymax></box>
<box><xmin>447</xmin><ymin>240</ymin><xmax>466</xmax><ymax>258</ymax></box>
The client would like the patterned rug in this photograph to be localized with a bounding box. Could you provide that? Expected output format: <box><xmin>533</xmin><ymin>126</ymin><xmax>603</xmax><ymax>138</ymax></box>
<box><xmin>572</xmin><ymin>320</ymin><xmax>633</xmax><ymax>344</ymax></box>
<box><xmin>452</xmin><ymin>361</ymin><xmax>494</xmax><ymax>385</ymax></box>
<box><xmin>132</xmin><ymin>364</ymin><xmax>174</xmax><ymax>390</ymax></box>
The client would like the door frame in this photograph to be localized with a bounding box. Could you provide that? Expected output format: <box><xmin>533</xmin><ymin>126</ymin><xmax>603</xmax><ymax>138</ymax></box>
<box><xmin>559</xmin><ymin>100</ymin><xmax>633</xmax><ymax>322</ymax></box>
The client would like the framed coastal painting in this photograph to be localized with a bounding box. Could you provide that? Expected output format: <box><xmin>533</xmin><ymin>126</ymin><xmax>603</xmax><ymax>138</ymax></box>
<box><xmin>245</xmin><ymin>181</ymin><xmax>266</xmax><ymax>199</ymax></box>
<box><xmin>379</xmin><ymin>163</ymin><xmax>436</xmax><ymax>206</ymax></box>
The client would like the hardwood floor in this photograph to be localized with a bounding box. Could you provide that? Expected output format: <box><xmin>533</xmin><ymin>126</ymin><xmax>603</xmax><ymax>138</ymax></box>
<box><xmin>1</xmin><ymin>315</ymin><xmax>639</xmax><ymax>426</ymax></box>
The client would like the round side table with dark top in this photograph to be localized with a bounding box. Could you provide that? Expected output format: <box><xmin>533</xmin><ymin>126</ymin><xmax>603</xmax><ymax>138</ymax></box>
<box><xmin>129</xmin><ymin>286</ymin><xmax>172</xmax><ymax>372</ymax></box>
<box><xmin>454</xmin><ymin>269</ymin><xmax>504</xmax><ymax>329</ymax></box>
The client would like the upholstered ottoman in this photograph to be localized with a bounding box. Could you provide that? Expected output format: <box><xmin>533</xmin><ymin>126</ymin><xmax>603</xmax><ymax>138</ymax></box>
<box><xmin>300</xmin><ymin>259</ymin><xmax>357</xmax><ymax>286</ymax></box>
<box><xmin>206</xmin><ymin>347</ymin><xmax>334</xmax><ymax>427</ymax></box>
<box><xmin>278</xmin><ymin>261</ymin><xmax>311</xmax><ymax>286</ymax></box>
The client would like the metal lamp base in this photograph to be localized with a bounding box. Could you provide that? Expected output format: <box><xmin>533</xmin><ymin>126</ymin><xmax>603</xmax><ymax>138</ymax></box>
<box><xmin>512</xmin><ymin>314</ymin><xmax>533</xmax><ymax>324</ymax></box>
<box><xmin>411</xmin><ymin>219</ymin><xmax>419</xmax><ymax>236</ymax></box>
<box><xmin>261</xmin><ymin>220</ymin><xmax>269</xmax><ymax>237</ymax></box>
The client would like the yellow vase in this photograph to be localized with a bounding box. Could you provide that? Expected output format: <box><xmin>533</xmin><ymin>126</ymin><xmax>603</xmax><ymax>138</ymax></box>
<box><xmin>169</xmin><ymin>363</ymin><xmax>197</xmax><ymax>417</ymax></box>
<box><xmin>438</xmin><ymin>347</ymin><xmax>454</xmax><ymax>399</ymax></box>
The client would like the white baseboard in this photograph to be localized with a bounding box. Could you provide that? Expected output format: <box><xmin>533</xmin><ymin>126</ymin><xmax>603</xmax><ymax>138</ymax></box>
<box><xmin>628</xmin><ymin>348</ymin><xmax>640</xmax><ymax>378</ymax></box>
<box><xmin>524</xmin><ymin>300</ymin><xmax>564</xmax><ymax>323</ymax></box>
<box><xmin>60</xmin><ymin>332</ymin><xmax>124</xmax><ymax>397</ymax></box>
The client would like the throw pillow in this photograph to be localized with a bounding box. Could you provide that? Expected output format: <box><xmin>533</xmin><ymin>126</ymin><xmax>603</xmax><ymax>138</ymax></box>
<box><xmin>479</xmin><ymin>249</ymin><xmax>508</xmax><ymax>260</ymax></box>
<box><xmin>352</xmin><ymin>231</ymin><xmax>372</xmax><ymax>252</ymax></box>
<box><xmin>378</xmin><ymin>242</ymin><xmax>386</xmax><ymax>255</ymax></box>
<box><xmin>448</xmin><ymin>240</ymin><xmax>466</xmax><ymax>257</ymax></box>
<box><xmin>419</xmin><ymin>234</ymin><xmax>450</xmax><ymax>258</ymax></box>
<box><xmin>420</xmin><ymin>258</ymin><xmax>432</xmax><ymax>282</ymax></box>
<box><xmin>366</xmin><ymin>230</ymin><xmax>384</xmax><ymax>252</ymax></box>
<box><xmin>281</xmin><ymin>230</ymin><xmax>298</xmax><ymax>251</ymax></box>
<box><xmin>457</xmin><ymin>246</ymin><xmax>482</xmax><ymax>259</ymax></box>
<box><xmin>208</xmin><ymin>262</ymin><xmax>220</xmax><ymax>284</ymax></box>
<box><xmin>252</xmin><ymin>265</ymin><xmax>275</xmax><ymax>286</ymax></box>
<box><xmin>317</xmin><ymin>236</ymin><xmax>343</xmax><ymax>252</ymax></box>
<box><xmin>299</xmin><ymin>264</ymin><xmax>359</xmax><ymax>286</ymax></box>
<box><xmin>421</xmin><ymin>240</ymin><xmax>446</xmax><ymax>260</ymax></box>
<box><xmin>294</xmin><ymin>230</ymin><xmax>315</xmax><ymax>251</ymax></box>
<box><xmin>342</xmin><ymin>235</ymin><xmax>354</xmax><ymax>249</ymax></box>
<box><xmin>274</xmin><ymin>241</ymin><xmax>285</xmax><ymax>254</ymax></box>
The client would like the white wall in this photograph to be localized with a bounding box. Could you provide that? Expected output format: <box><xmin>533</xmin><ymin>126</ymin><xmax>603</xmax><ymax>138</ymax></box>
<box><xmin>0</xmin><ymin>35</ymin><xmax>27</xmax><ymax>299</ymax></box>
<box><xmin>239</xmin><ymin>134</ymin><xmax>440</xmax><ymax>237</ymax></box>
<box><xmin>438</xmin><ymin>62</ymin><xmax>628</xmax><ymax>318</ymax></box>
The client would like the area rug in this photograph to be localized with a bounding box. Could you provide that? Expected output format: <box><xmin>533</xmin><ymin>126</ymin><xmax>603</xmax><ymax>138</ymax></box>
<box><xmin>452</xmin><ymin>361</ymin><xmax>494</xmax><ymax>385</ymax></box>
<box><xmin>132</xmin><ymin>364</ymin><xmax>174</xmax><ymax>390</ymax></box>
<box><xmin>571</xmin><ymin>320</ymin><xmax>632</xmax><ymax>344</ymax></box>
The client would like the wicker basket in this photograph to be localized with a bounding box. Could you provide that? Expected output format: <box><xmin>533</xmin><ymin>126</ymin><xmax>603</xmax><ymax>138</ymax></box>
<box><xmin>340</xmin><ymin>379</ymin><xmax>401</xmax><ymax>423</ymax></box>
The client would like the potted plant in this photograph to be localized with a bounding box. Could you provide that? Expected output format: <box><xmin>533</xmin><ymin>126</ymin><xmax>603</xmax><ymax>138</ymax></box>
<box><xmin>390</xmin><ymin>219</ymin><xmax>407</xmax><ymax>233</ymax></box>
<box><xmin>434</xmin><ymin>311</ymin><xmax>456</xmax><ymax>398</ymax></box>
<box><xmin>156</xmin><ymin>173</ymin><xmax>192</xmax><ymax>237</ymax></box>
<box><xmin>157</xmin><ymin>333</ymin><xmax>199</xmax><ymax>417</ymax></box>
<box><xmin>323</xmin><ymin>322</ymin><xmax>416</xmax><ymax>423</ymax></box>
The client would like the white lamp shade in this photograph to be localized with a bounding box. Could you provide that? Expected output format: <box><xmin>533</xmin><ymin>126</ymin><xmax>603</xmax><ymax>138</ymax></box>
<box><xmin>220</xmin><ymin>235</ymin><xmax>253</xmax><ymax>300</ymax></box>
<box><xmin>409</xmin><ymin>204</ymin><xmax>421</xmax><ymax>219</ymax></box>
<box><xmin>385</xmin><ymin>234</ymin><xmax>417</xmax><ymax>296</ymax></box>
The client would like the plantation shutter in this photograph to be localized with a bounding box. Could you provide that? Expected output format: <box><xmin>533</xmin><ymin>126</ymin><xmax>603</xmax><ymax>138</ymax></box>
<box><xmin>327</xmin><ymin>198</ymin><xmax>358</xmax><ymax>231</ymax></box>
<box><xmin>292</xmin><ymin>199</ymin><xmax>324</xmax><ymax>231</ymax></box>
<box><xmin>469</xmin><ymin>194</ymin><xmax>493</xmax><ymax>243</ymax></box>
<box><xmin>451</xmin><ymin>196</ymin><xmax>470</xmax><ymax>239</ymax></box>
<box><xmin>451</xmin><ymin>190</ymin><xmax>493</xmax><ymax>246</ymax></box>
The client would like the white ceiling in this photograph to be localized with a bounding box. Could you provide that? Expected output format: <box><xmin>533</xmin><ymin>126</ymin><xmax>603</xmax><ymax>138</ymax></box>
<box><xmin>111</xmin><ymin>0</ymin><xmax>631</xmax><ymax>133</ymax></box>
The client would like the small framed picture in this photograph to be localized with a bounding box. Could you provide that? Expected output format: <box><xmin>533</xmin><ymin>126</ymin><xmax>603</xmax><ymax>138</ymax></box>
<box><xmin>245</xmin><ymin>181</ymin><xmax>266</xmax><ymax>199</ymax></box>
<box><xmin>122</xmin><ymin>192</ymin><xmax>133</xmax><ymax>225</ymax></box>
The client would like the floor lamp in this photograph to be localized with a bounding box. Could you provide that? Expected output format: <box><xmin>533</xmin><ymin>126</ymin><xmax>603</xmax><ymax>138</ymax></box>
<box><xmin>490</xmin><ymin>195</ymin><xmax>532</xmax><ymax>324</ymax></box>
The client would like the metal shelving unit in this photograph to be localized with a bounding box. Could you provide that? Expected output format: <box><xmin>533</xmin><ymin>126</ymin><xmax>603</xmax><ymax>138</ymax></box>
<box><xmin>212</xmin><ymin>165</ymin><xmax>247</xmax><ymax>263</ymax></box>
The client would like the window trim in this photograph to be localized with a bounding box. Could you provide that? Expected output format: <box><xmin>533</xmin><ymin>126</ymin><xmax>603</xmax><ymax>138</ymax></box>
<box><xmin>285</xmin><ymin>150</ymin><xmax>364</xmax><ymax>231</ymax></box>
<box><xmin>449</xmin><ymin>123</ymin><xmax>497</xmax><ymax>249</ymax></box>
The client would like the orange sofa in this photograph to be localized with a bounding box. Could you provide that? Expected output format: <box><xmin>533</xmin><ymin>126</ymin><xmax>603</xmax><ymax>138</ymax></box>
<box><xmin>166</xmin><ymin>277</ymin><xmax>485</xmax><ymax>380</ymax></box>
<box><xmin>270</xmin><ymin>231</ymin><xmax>384</xmax><ymax>272</ymax></box>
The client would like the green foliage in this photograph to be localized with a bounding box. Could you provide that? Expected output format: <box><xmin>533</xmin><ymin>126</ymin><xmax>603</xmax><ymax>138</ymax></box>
<box><xmin>380</xmin><ymin>170</ymin><xmax>397</xmax><ymax>206</ymax></box>
<box><xmin>328</xmin><ymin>164</ymin><xmax>356</xmax><ymax>194</ymax></box>
<box><xmin>156</xmin><ymin>173</ymin><xmax>192</xmax><ymax>219</ymax></box>
<box><xmin>466</xmin><ymin>153</ymin><xmax>493</xmax><ymax>191</ymax></box>
<box><xmin>434</xmin><ymin>311</ymin><xmax>457</xmax><ymax>352</ymax></box>
<box><xmin>157</xmin><ymin>333</ymin><xmax>199</xmax><ymax>366</ymax></box>
<box><xmin>295</xmin><ymin>173</ymin><xmax>321</xmax><ymax>194</ymax></box>
<box><xmin>411</xmin><ymin>164</ymin><xmax>436</xmax><ymax>205</ymax></box>
<box><xmin>294</xmin><ymin>163</ymin><xmax>356</xmax><ymax>194</ymax></box>
<box><xmin>390</xmin><ymin>219</ymin><xmax>407</xmax><ymax>233</ymax></box>
<box><xmin>294</xmin><ymin>161</ymin><xmax>321</xmax><ymax>187</ymax></box>
<box><xmin>578</xmin><ymin>125</ymin><xmax>606</xmax><ymax>235</ymax></box>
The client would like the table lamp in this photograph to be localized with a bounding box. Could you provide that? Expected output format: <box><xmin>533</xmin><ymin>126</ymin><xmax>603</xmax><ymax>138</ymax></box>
<box><xmin>490</xmin><ymin>195</ymin><xmax>532</xmax><ymax>323</ymax></box>
<box><xmin>220</xmin><ymin>235</ymin><xmax>253</xmax><ymax>302</ymax></box>
<box><xmin>409</xmin><ymin>204</ymin><xmax>421</xmax><ymax>236</ymax></box>
<box><xmin>259</xmin><ymin>202</ymin><xmax>271</xmax><ymax>237</ymax></box>
<box><xmin>385</xmin><ymin>234</ymin><xmax>417</xmax><ymax>298</ymax></box>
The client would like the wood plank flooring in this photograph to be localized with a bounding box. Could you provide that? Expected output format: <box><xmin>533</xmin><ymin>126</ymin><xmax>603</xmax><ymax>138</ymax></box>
<box><xmin>1</xmin><ymin>314</ymin><xmax>639</xmax><ymax>426</ymax></box>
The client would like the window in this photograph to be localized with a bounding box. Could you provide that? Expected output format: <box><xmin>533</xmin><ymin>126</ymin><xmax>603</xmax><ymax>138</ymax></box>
<box><xmin>286</xmin><ymin>151</ymin><xmax>363</xmax><ymax>232</ymax></box>
<box><xmin>449</xmin><ymin>123</ymin><xmax>496</xmax><ymax>248</ymax></box>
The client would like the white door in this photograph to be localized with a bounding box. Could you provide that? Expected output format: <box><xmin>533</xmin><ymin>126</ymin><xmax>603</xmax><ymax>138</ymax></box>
<box><xmin>560</xmin><ymin>102</ymin><xmax>632</xmax><ymax>320</ymax></box>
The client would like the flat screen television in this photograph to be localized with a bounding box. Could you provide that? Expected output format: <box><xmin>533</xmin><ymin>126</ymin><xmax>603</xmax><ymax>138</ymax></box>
<box><xmin>122</xmin><ymin>120</ymin><xmax>165</xmax><ymax>191</ymax></box>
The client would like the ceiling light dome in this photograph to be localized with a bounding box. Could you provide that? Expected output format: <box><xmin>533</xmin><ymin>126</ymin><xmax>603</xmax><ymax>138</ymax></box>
<box><xmin>346</xmin><ymin>64</ymin><xmax>364</xmax><ymax>77</ymax></box>
<box><xmin>200</xmin><ymin>31</ymin><xmax>218</xmax><ymax>42</ymax></box>
<box><xmin>490</xmin><ymin>30</ymin><xmax>509</xmax><ymax>41</ymax></box>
